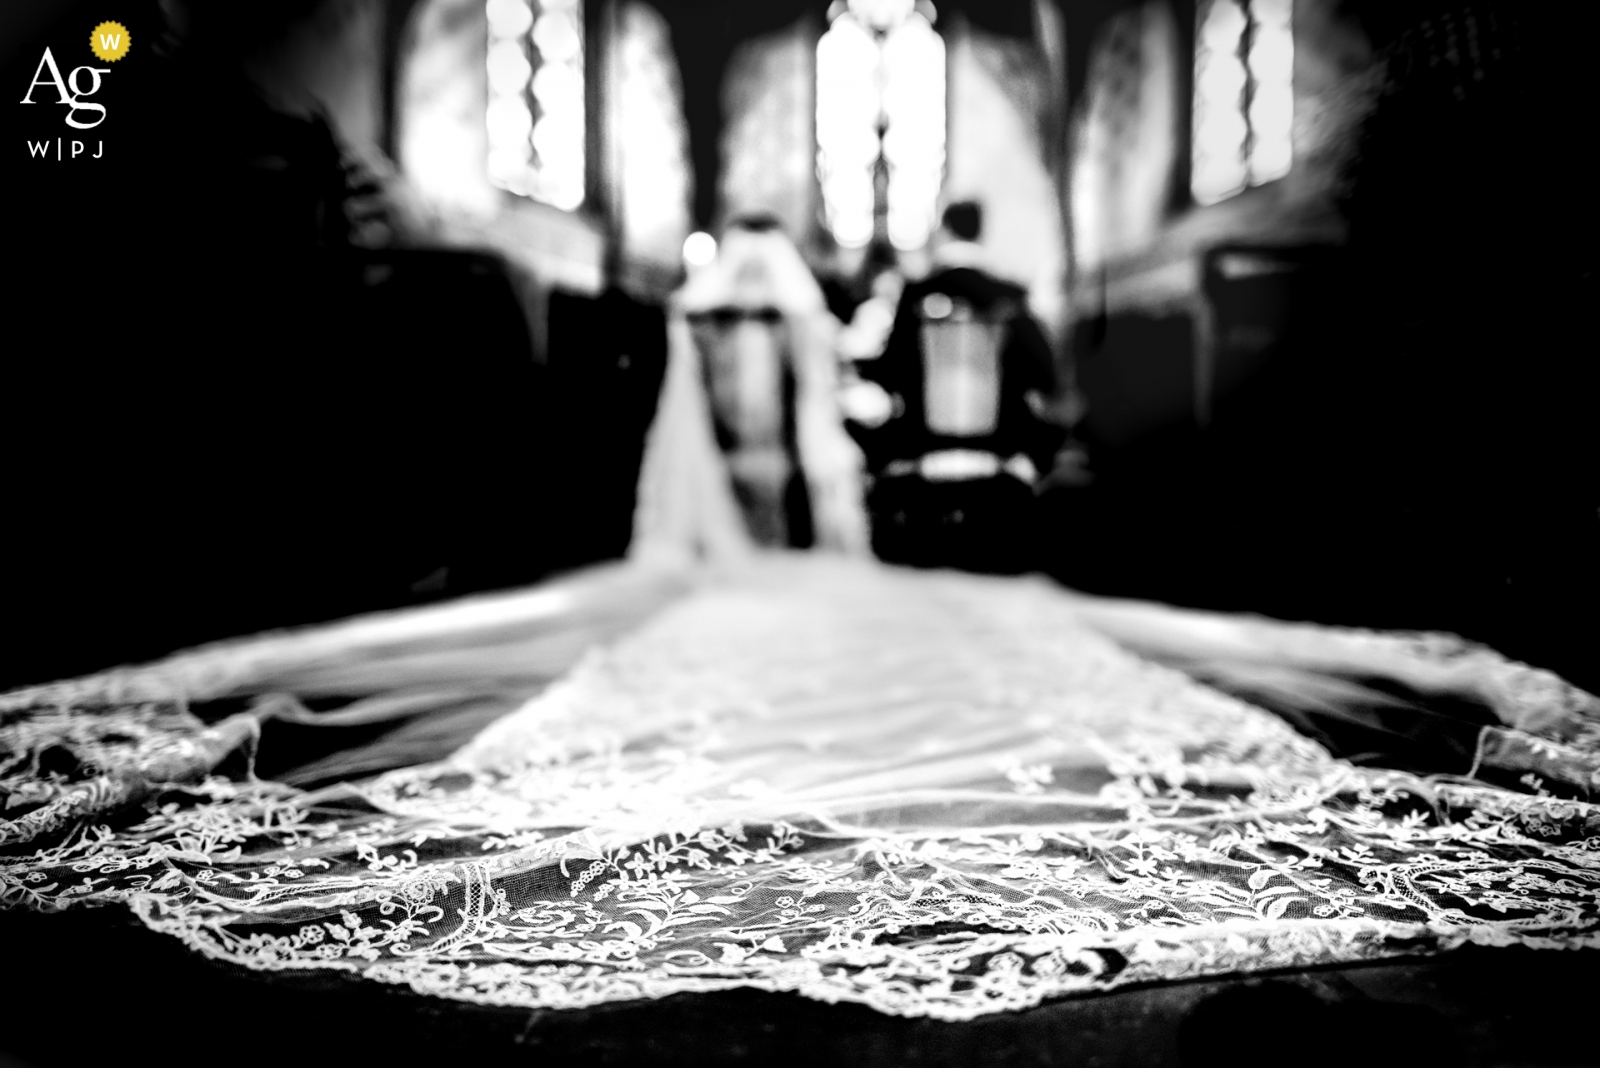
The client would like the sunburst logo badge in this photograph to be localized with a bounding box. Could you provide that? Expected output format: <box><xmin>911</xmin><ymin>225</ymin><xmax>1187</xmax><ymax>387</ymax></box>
<box><xmin>90</xmin><ymin>21</ymin><xmax>131</xmax><ymax>62</ymax></box>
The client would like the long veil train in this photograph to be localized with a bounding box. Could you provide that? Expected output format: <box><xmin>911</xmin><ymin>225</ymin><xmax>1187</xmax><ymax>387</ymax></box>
<box><xmin>2</xmin><ymin>266</ymin><xmax>1598</xmax><ymax>1017</ymax></box>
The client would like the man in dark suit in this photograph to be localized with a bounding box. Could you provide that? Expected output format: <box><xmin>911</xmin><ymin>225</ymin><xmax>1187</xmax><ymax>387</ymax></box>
<box><xmin>850</xmin><ymin>202</ymin><xmax>1067</xmax><ymax>573</ymax></box>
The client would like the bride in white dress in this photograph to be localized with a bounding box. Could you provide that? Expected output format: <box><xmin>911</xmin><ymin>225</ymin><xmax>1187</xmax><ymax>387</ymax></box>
<box><xmin>631</xmin><ymin>216</ymin><xmax>870</xmax><ymax>565</ymax></box>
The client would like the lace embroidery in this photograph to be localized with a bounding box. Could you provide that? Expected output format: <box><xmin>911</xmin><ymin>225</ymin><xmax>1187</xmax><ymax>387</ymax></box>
<box><xmin>3</xmin><ymin>558</ymin><xmax>1598</xmax><ymax>1020</ymax></box>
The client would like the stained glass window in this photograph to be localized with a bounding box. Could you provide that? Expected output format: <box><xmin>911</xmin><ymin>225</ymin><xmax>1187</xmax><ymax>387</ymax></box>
<box><xmin>1191</xmin><ymin>0</ymin><xmax>1292</xmax><ymax>205</ymax></box>
<box><xmin>816</xmin><ymin>0</ymin><xmax>945</xmax><ymax>250</ymax></box>
<box><xmin>486</xmin><ymin>0</ymin><xmax>585</xmax><ymax>210</ymax></box>
<box><xmin>616</xmin><ymin>2</ymin><xmax>692</xmax><ymax>265</ymax></box>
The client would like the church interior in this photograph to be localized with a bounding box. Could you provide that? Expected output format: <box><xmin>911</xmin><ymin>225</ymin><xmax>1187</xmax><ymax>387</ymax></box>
<box><xmin>2</xmin><ymin>0</ymin><xmax>1597</xmax><ymax>1064</ymax></box>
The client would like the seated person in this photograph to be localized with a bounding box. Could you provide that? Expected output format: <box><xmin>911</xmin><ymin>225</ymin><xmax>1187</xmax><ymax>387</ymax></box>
<box><xmin>849</xmin><ymin>202</ymin><xmax>1068</xmax><ymax>573</ymax></box>
<box><xmin>630</xmin><ymin>216</ymin><xmax>869</xmax><ymax>565</ymax></box>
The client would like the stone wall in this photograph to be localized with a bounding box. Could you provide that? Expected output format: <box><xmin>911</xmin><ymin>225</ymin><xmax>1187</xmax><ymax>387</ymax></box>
<box><xmin>945</xmin><ymin>21</ymin><xmax>1068</xmax><ymax>334</ymax></box>
<box><xmin>720</xmin><ymin>16</ymin><xmax>819</xmax><ymax>246</ymax></box>
<box><xmin>1068</xmin><ymin>0</ymin><xmax>1375</xmax><ymax>315</ymax></box>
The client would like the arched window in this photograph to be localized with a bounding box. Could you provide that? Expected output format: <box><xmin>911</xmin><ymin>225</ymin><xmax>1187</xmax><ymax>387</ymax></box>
<box><xmin>615</xmin><ymin>2</ymin><xmax>692</xmax><ymax>266</ymax></box>
<box><xmin>486</xmin><ymin>0</ymin><xmax>585</xmax><ymax>210</ymax></box>
<box><xmin>816</xmin><ymin>0</ymin><xmax>945</xmax><ymax>250</ymax></box>
<box><xmin>1191</xmin><ymin>0</ymin><xmax>1292</xmax><ymax>205</ymax></box>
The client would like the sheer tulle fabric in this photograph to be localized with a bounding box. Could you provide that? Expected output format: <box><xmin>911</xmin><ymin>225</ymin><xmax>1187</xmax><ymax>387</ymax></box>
<box><xmin>3</xmin><ymin>246</ymin><xmax>1598</xmax><ymax>1016</ymax></box>
<box><xmin>3</xmin><ymin>555</ymin><xmax>1599</xmax><ymax>1019</ymax></box>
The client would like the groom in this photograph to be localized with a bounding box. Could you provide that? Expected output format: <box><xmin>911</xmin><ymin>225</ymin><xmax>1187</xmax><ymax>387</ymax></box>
<box><xmin>851</xmin><ymin>201</ymin><xmax>1067</xmax><ymax>573</ymax></box>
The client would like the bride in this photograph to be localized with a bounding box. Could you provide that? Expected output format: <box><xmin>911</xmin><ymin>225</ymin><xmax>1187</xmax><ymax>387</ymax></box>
<box><xmin>632</xmin><ymin>214</ymin><xmax>871</xmax><ymax>565</ymax></box>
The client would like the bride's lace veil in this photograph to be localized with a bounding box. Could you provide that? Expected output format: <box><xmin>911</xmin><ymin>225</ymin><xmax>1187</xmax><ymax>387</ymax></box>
<box><xmin>629</xmin><ymin>222</ymin><xmax>869</xmax><ymax>567</ymax></box>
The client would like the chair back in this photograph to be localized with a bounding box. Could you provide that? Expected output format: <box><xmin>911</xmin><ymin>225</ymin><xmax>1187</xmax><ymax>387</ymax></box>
<box><xmin>919</xmin><ymin>294</ymin><xmax>1005</xmax><ymax>437</ymax></box>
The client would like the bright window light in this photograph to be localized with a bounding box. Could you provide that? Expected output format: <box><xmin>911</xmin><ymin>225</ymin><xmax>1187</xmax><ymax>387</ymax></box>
<box><xmin>683</xmin><ymin>231</ymin><xmax>717</xmax><ymax>267</ymax></box>
<box><xmin>615</xmin><ymin>3</ymin><xmax>691</xmax><ymax>263</ymax></box>
<box><xmin>881</xmin><ymin>13</ymin><xmax>945</xmax><ymax>250</ymax></box>
<box><xmin>816</xmin><ymin>3</ymin><xmax>945</xmax><ymax>250</ymax></box>
<box><xmin>1192</xmin><ymin>0</ymin><xmax>1292</xmax><ymax>206</ymax></box>
<box><xmin>487</xmin><ymin>0</ymin><xmax>585</xmax><ymax>210</ymax></box>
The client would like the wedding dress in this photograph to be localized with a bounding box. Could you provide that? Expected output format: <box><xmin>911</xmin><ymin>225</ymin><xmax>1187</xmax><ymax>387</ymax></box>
<box><xmin>633</xmin><ymin>221</ymin><xmax>870</xmax><ymax>564</ymax></box>
<box><xmin>2</xmin><ymin>239</ymin><xmax>1598</xmax><ymax>1019</ymax></box>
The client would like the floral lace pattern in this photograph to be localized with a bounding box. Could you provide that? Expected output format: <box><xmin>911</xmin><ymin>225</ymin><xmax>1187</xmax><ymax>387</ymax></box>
<box><xmin>3</xmin><ymin>558</ymin><xmax>1598</xmax><ymax>1020</ymax></box>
